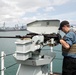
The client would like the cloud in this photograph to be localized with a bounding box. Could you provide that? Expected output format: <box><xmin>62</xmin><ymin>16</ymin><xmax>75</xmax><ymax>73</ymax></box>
<box><xmin>51</xmin><ymin>11</ymin><xmax>76</xmax><ymax>19</ymax></box>
<box><xmin>50</xmin><ymin>0</ymin><xmax>70</xmax><ymax>6</ymax></box>
<box><xmin>50</xmin><ymin>11</ymin><xmax>76</xmax><ymax>24</ymax></box>
<box><xmin>44</xmin><ymin>7</ymin><xmax>55</xmax><ymax>12</ymax></box>
<box><xmin>0</xmin><ymin>0</ymin><xmax>73</xmax><ymax>26</ymax></box>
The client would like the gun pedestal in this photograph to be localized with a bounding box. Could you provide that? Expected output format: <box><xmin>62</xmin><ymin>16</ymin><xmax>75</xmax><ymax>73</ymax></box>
<box><xmin>13</xmin><ymin>35</ymin><xmax>56</xmax><ymax>75</ymax></box>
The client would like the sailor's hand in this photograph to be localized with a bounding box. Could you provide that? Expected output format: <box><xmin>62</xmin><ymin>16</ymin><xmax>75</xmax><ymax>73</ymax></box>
<box><xmin>57</xmin><ymin>33</ymin><xmax>62</xmax><ymax>43</ymax></box>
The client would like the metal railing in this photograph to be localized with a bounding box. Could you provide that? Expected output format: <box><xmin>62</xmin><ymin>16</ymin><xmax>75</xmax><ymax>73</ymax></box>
<box><xmin>0</xmin><ymin>51</ymin><xmax>17</xmax><ymax>75</ymax></box>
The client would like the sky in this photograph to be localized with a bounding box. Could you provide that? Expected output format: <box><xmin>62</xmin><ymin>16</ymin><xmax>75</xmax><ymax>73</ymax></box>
<box><xmin>0</xmin><ymin>0</ymin><xmax>76</xmax><ymax>27</ymax></box>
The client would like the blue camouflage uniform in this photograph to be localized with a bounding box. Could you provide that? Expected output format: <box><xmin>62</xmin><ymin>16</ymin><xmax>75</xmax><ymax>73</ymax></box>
<box><xmin>62</xmin><ymin>30</ymin><xmax>76</xmax><ymax>58</ymax></box>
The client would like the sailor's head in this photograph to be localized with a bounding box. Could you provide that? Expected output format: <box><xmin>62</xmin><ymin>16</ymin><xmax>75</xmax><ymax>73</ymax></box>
<box><xmin>58</xmin><ymin>20</ymin><xmax>70</xmax><ymax>33</ymax></box>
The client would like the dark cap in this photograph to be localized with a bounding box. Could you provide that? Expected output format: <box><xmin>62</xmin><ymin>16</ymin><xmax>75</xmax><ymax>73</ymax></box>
<box><xmin>58</xmin><ymin>20</ymin><xmax>69</xmax><ymax>30</ymax></box>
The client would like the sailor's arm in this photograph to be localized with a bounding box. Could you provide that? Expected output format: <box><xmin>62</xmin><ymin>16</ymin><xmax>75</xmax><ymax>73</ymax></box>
<box><xmin>60</xmin><ymin>39</ymin><xmax>70</xmax><ymax>49</ymax></box>
<box><xmin>57</xmin><ymin>33</ymin><xmax>70</xmax><ymax>49</ymax></box>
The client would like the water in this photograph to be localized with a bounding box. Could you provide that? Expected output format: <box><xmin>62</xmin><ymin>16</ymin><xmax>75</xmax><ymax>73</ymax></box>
<box><xmin>0</xmin><ymin>31</ymin><xmax>63</xmax><ymax>75</ymax></box>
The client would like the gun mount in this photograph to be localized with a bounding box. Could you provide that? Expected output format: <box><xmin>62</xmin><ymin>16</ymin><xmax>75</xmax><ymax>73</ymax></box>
<box><xmin>13</xmin><ymin>20</ymin><xmax>60</xmax><ymax>75</ymax></box>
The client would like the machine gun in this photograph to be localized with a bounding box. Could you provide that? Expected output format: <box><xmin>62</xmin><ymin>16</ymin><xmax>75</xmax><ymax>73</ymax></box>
<box><xmin>0</xmin><ymin>30</ymin><xmax>60</xmax><ymax>48</ymax></box>
<box><xmin>0</xmin><ymin>32</ymin><xmax>59</xmax><ymax>44</ymax></box>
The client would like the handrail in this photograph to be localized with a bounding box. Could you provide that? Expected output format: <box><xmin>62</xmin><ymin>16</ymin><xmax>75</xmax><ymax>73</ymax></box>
<box><xmin>0</xmin><ymin>51</ymin><xmax>17</xmax><ymax>75</ymax></box>
<box><xmin>42</xmin><ymin>49</ymin><xmax>62</xmax><ymax>52</ymax></box>
<box><xmin>1</xmin><ymin>51</ymin><xmax>5</xmax><ymax>75</ymax></box>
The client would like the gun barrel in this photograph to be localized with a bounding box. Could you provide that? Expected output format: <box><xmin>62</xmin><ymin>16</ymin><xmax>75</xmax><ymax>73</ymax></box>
<box><xmin>0</xmin><ymin>34</ymin><xmax>35</xmax><ymax>39</ymax></box>
<box><xmin>0</xmin><ymin>36</ymin><xmax>17</xmax><ymax>38</ymax></box>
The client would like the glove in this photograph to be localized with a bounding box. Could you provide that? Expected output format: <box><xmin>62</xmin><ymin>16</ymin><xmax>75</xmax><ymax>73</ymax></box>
<box><xmin>57</xmin><ymin>33</ymin><xmax>62</xmax><ymax>43</ymax></box>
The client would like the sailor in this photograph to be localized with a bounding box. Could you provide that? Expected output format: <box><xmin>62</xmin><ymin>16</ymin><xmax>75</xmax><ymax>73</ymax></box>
<box><xmin>58</xmin><ymin>20</ymin><xmax>76</xmax><ymax>75</ymax></box>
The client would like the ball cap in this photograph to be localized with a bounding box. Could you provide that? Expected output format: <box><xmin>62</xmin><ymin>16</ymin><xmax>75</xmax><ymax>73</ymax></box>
<box><xmin>58</xmin><ymin>20</ymin><xmax>69</xmax><ymax>30</ymax></box>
